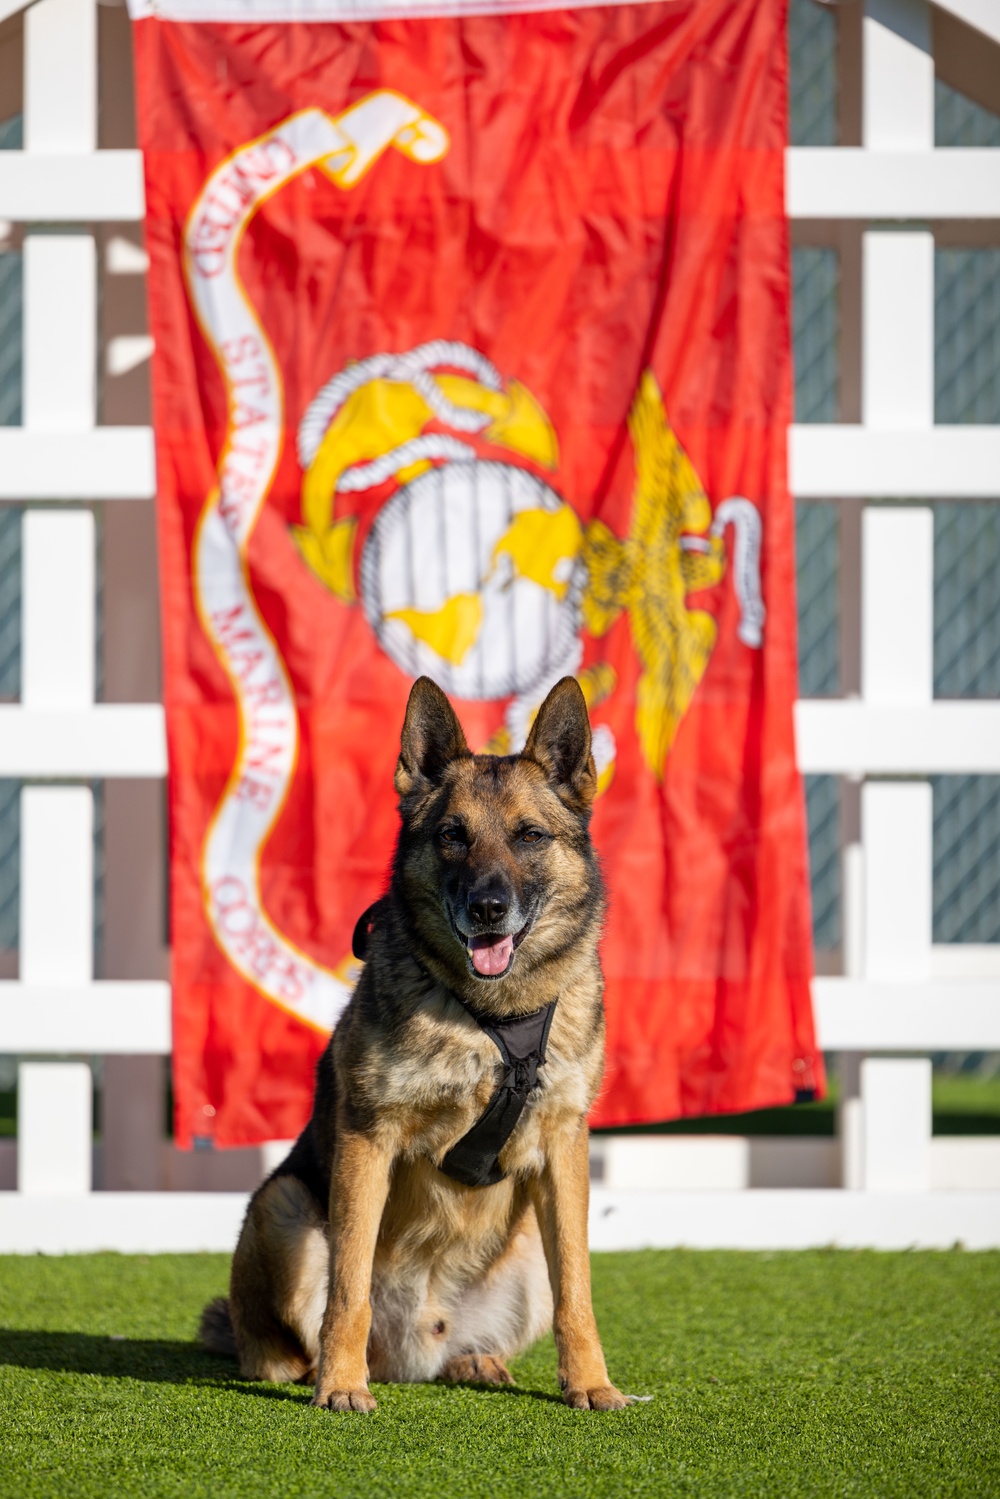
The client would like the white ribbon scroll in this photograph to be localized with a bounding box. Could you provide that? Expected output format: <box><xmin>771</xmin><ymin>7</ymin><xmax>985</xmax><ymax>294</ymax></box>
<box><xmin>183</xmin><ymin>93</ymin><xmax>449</xmax><ymax>1031</ymax></box>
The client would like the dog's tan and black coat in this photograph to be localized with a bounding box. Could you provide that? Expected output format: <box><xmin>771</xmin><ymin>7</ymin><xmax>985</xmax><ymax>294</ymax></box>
<box><xmin>201</xmin><ymin>675</ymin><xmax>628</xmax><ymax>1412</ymax></box>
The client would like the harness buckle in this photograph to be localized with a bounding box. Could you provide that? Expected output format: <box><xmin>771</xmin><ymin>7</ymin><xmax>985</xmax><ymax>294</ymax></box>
<box><xmin>504</xmin><ymin>1057</ymin><xmax>539</xmax><ymax>1093</ymax></box>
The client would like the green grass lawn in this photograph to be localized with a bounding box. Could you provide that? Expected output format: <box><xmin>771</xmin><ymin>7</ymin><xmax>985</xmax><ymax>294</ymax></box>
<box><xmin>1</xmin><ymin>1250</ymin><xmax>997</xmax><ymax>1498</ymax></box>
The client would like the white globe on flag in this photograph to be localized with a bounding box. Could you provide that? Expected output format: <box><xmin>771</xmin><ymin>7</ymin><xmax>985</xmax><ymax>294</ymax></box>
<box><xmin>359</xmin><ymin>459</ymin><xmax>586</xmax><ymax>701</ymax></box>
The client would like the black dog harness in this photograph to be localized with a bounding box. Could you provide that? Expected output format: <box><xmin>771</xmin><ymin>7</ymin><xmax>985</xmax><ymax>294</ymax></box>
<box><xmin>352</xmin><ymin>903</ymin><xmax>557</xmax><ymax>1189</ymax></box>
<box><xmin>439</xmin><ymin>994</ymin><xmax>557</xmax><ymax>1187</ymax></box>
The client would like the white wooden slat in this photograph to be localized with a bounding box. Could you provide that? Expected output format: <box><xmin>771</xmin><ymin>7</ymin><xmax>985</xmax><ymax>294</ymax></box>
<box><xmin>932</xmin><ymin>945</ymin><xmax>1000</xmax><ymax>979</ymax></box>
<box><xmin>20</xmin><ymin>786</ymin><xmax>94</xmax><ymax>985</ymax></box>
<box><xmin>863</xmin><ymin>0</ymin><xmax>933</xmax><ymax>153</ymax></box>
<box><xmin>0</xmin><ymin>983</ymin><xmax>172</xmax><ymax>1052</ymax></box>
<box><xmin>17</xmin><ymin>1062</ymin><xmax>92</xmax><ymax>1195</ymax></box>
<box><xmin>842</xmin><ymin>843</ymin><xmax>865</xmax><ymax>980</ymax></box>
<box><xmin>0</xmin><ymin>706</ymin><xmax>167</xmax><ymax>776</ymax></box>
<box><xmin>601</xmin><ymin>1136</ymin><xmax>751</xmax><ymax>1192</ymax></box>
<box><xmin>0</xmin><ymin>1192</ymin><xmax>249</xmax><ymax>1252</ymax></box>
<box><xmin>862</xmin><ymin>232</ymin><xmax>933</xmax><ymax>430</ymax></box>
<box><xmin>813</xmin><ymin>979</ymin><xmax>1000</xmax><ymax>1049</ymax></box>
<box><xmin>1</xmin><ymin>1187</ymin><xmax>995</xmax><ymax>1259</ymax></box>
<box><xmin>790</xmin><ymin>426</ymin><xmax>1000</xmax><ymax>498</ymax></box>
<box><xmin>24</xmin><ymin>0</ymin><xmax>96</xmax><ymax>155</ymax></box>
<box><xmin>862</xmin><ymin>508</ymin><xmax>933</xmax><ymax>706</ymax></box>
<box><xmin>593</xmin><ymin>1137</ymin><xmax>1000</xmax><ymax>1195</ymax></box>
<box><xmin>863</xmin><ymin>782</ymin><xmax>932</xmax><ymax>982</ymax></box>
<box><xmin>796</xmin><ymin>701</ymin><xmax>1000</xmax><ymax>774</ymax></box>
<box><xmin>23</xmin><ymin>237</ymin><xmax>96</xmax><ymax>432</ymax></box>
<box><xmin>786</xmin><ymin>148</ymin><xmax>1000</xmax><ymax>218</ymax></box>
<box><xmin>931</xmin><ymin>1140</ymin><xmax>1000</xmax><ymax>1192</ymax></box>
<box><xmin>841</xmin><ymin>1096</ymin><xmax>864</xmax><ymax>1191</ymax></box>
<box><xmin>862</xmin><ymin>1057</ymin><xmax>932</xmax><ymax>1192</ymax></box>
<box><xmin>0</xmin><ymin>148</ymin><xmax>997</xmax><ymax>225</ymax></box>
<box><xmin>22</xmin><ymin>511</ymin><xmax>96</xmax><ymax>709</ymax></box>
<box><xmin>2</xmin><ymin>1188</ymin><xmax>1000</xmax><ymax>1253</ymax></box>
<box><xmin>0</xmin><ymin>430</ymin><xmax>156</xmax><ymax>499</ymax></box>
<box><xmin>0</xmin><ymin>702</ymin><xmax>998</xmax><ymax>780</ymax></box>
<box><xmin>857</xmin><ymin>19</ymin><xmax>975</xmax><ymax>1158</ymax></box>
<box><xmin>17</xmin><ymin>0</ymin><xmax>105</xmax><ymax>1218</ymax></box>
<box><xmin>0</xmin><ymin>425</ymin><xmax>996</xmax><ymax>504</ymax></box>
<box><xmin>587</xmin><ymin>1190</ymin><xmax>1000</xmax><ymax>1251</ymax></box>
<box><xmin>0</xmin><ymin>152</ymin><xmax>145</xmax><ymax>221</ymax></box>
<box><xmin>4</xmin><ymin>978</ymin><xmax>1000</xmax><ymax>1055</ymax></box>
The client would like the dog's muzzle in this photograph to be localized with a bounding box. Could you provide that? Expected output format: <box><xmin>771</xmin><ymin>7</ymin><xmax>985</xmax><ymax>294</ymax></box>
<box><xmin>449</xmin><ymin>905</ymin><xmax>533</xmax><ymax>980</ymax></box>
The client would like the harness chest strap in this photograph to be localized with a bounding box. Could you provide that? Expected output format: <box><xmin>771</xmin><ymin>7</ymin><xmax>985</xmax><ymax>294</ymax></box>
<box><xmin>352</xmin><ymin>901</ymin><xmax>558</xmax><ymax>1189</ymax></box>
<box><xmin>440</xmin><ymin>994</ymin><xmax>557</xmax><ymax>1188</ymax></box>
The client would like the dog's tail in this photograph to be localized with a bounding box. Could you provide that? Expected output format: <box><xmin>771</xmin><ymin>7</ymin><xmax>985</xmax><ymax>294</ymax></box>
<box><xmin>199</xmin><ymin>1296</ymin><xmax>238</xmax><ymax>1360</ymax></box>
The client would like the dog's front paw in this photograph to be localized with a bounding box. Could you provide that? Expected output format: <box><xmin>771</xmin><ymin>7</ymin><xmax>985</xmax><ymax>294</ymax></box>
<box><xmin>311</xmin><ymin>1385</ymin><xmax>377</xmax><ymax>1413</ymax></box>
<box><xmin>562</xmin><ymin>1384</ymin><xmax>632</xmax><ymax>1411</ymax></box>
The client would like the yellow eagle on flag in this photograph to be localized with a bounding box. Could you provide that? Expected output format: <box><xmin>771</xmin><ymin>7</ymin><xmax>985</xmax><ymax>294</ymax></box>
<box><xmin>293</xmin><ymin>349</ymin><xmax>764</xmax><ymax>784</ymax></box>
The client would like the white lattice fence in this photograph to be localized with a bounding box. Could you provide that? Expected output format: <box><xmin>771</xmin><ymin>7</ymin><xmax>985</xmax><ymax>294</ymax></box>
<box><xmin>1</xmin><ymin>0</ymin><xmax>999</xmax><ymax>1251</ymax></box>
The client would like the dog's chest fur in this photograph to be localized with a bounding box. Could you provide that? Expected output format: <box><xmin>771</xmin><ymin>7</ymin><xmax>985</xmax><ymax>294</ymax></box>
<box><xmin>344</xmin><ymin>982</ymin><xmax>599</xmax><ymax>1180</ymax></box>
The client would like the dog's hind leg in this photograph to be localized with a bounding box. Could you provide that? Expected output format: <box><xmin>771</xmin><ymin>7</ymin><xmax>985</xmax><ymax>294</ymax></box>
<box><xmin>227</xmin><ymin>1173</ymin><xmax>329</xmax><ymax>1383</ymax></box>
<box><xmin>438</xmin><ymin>1211</ymin><xmax>553</xmax><ymax>1383</ymax></box>
<box><xmin>438</xmin><ymin>1352</ymin><xmax>516</xmax><ymax>1385</ymax></box>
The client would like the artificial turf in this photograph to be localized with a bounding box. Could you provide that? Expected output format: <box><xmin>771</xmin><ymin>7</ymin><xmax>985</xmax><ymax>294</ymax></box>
<box><xmin>1</xmin><ymin>1251</ymin><xmax>997</xmax><ymax>1497</ymax></box>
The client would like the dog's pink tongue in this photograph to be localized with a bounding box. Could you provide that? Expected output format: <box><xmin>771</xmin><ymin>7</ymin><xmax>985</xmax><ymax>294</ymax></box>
<box><xmin>470</xmin><ymin>933</ymin><xmax>514</xmax><ymax>976</ymax></box>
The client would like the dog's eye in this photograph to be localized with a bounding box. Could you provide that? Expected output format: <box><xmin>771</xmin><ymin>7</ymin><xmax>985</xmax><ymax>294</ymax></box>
<box><xmin>439</xmin><ymin>826</ymin><xmax>464</xmax><ymax>846</ymax></box>
<box><xmin>521</xmin><ymin>829</ymin><xmax>546</xmax><ymax>844</ymax></box>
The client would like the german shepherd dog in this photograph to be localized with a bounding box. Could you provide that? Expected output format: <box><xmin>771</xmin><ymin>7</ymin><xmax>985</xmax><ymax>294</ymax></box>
<box><xmin>200</xmin><ymin>675</ymin><xmax>628</xmax><ymax>1412</ymax></box>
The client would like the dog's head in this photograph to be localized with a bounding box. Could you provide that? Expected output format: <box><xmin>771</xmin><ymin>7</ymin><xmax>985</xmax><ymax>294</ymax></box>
<box><xmin>392</xmin><ymin>677</ymin><xmax>603</xmax><ymax>998</ymax></box>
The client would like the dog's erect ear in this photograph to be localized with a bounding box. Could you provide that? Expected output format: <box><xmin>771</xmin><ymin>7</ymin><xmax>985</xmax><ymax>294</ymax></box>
<box><xmin>523</xmin><ymin>677</ymin><xmax>597</xmax><ymax>810</ymax></box>
<box><xmin>395</xmin><ymin>677</ymin><xmax>470</xmax><ymax>798</ymax></box>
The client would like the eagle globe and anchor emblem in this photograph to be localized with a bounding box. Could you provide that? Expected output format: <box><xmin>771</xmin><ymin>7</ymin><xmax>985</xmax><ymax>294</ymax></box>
<box><xmin>293</xmin><ymin>339</ymin><xmax>767</xmax><ymax>786</ymax></box>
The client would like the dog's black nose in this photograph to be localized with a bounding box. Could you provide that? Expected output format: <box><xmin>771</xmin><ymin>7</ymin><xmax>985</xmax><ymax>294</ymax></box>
<box><xmin>466</xmin><ymin>889</ymin><xmax>510</xmax><ymax>927</ymax></box>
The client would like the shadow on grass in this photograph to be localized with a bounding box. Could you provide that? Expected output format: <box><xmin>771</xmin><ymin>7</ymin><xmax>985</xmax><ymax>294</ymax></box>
<box><xmin>440</xmin><ymin>1380</ymin><xmax>563</xmax><ymax>1404</ymax></box>
<box><xmin>0</xmin><ymin>1330</ymin><xmax>560</xmax><ymax>1405</ymax></box>
<box><xmin>0</xmin><ymin>1329</ymin><xmax>240</xmax><ymax>1387</ymax></box>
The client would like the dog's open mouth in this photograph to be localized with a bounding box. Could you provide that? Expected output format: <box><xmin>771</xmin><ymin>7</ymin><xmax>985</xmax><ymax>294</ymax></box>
<box><xmin>467</xmin><ymin>932</ymin><xmax>515</xmax><ymax>977</ymax></box>
<box><xmin>452</xmin><ymin>916</ymin><xmax>532</xmax><ymax>979</ymax></box>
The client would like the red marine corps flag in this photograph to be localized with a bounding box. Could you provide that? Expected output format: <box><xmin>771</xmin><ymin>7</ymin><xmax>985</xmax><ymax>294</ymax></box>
<box><xmin>130</xmin><ymin>0</ymin><xmax>822</xmax><ymax>1148</ymax></box>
